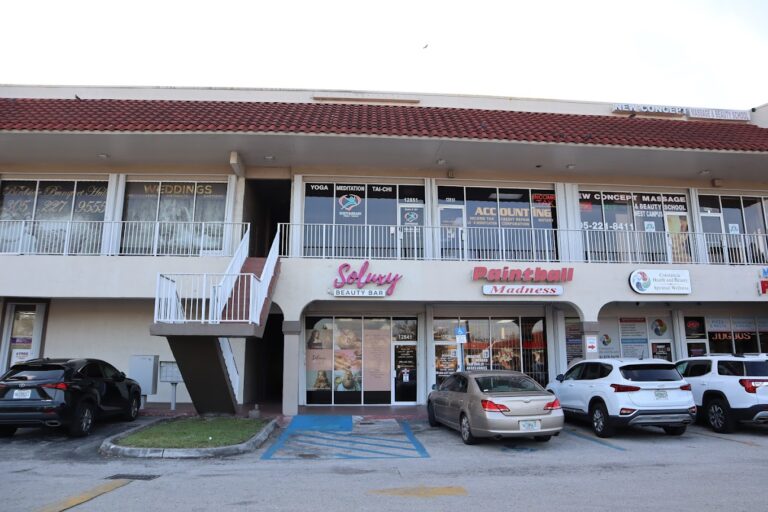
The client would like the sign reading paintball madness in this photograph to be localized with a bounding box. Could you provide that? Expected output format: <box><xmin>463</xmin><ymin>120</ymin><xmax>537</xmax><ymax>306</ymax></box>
<box><xmin>473</xmin><ymin>266</ymin><xmax>574</xmax><ymax>296</ymax></box>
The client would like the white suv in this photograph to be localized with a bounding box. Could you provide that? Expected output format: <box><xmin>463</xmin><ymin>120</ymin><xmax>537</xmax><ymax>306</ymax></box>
<box><xmin>547</xmin><ymin>358</ymin><xmax>696</xmax><ymax>438</ymax></box>
<box><xmin>675</xmin><ymin>355</ymin><xmax>768</xmax><ymax>433</ymax></box>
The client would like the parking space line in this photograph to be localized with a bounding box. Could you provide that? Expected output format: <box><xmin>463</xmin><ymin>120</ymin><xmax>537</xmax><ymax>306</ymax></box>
<box><xmin>399</xmin><ymin>421</ymin><xmax>429</xmax><ymax>458</ymax></box>
<box><xmin>369</xmin><ymin>486</ymin><xmax>468</xmax><ymax>498</ymax></box>
<box><xmin>688</xmin><ymin>430</ymin><xmax>761</xmax><ymax>447</ymax></box>
<box><xmin>36</xmin><ymin>479</ymin><xmax>131</xmax><ymax>512</ymax></box>
<box><xmin>289</xmin><ymin>438</ymin><xmax>422</xmax><ymax>458</ymax></box>
<box><xmin>300</xmin><ymin>432</ymin><xmax>421</xmax><ymax>451</ymax></box>
<box><xmin>562</xmin><ymin>429</ymin><xmax>628</xmax><ymax>452</ymax></box>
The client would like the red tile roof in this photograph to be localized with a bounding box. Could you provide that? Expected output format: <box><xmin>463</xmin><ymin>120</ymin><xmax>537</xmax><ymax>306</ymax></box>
<box><xmin>1</xmin><ymin>98</ymin><xmax>767</xmax><ymax>152</ymax></box>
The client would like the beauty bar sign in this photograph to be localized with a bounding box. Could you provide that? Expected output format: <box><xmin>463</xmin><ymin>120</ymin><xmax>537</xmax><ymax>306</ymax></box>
<box><xmin>473</xmin><ymin>266</ymin><xmax>574</xmax><ymax>296</ymax></box>
<box><xmin>332</xmin><ymin>261</ymin><xmax>403</xmax><ymax>297</ymax></box>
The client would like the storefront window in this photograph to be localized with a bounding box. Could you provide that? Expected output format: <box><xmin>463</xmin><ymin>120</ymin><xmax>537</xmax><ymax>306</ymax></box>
<box><xmin>121</xmin><ymin>181</ymin><xmax>227</xmax><ymax>255</ymax></box>
<box><xmin>433</xmin><ymin>316</ymin><xmax>547</xmax><ymax>386</ymax></box>
<box><xmin>305</xmin><ymin>316</ymin><xmax>419</xmax><ymax>405</ymax></box>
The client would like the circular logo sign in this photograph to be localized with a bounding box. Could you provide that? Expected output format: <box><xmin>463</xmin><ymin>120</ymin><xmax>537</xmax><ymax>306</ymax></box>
<box><xmin>651</xmin><ymin>319</ymin><xmax>667</xmax><ymax>336</ymax></box>
<box><xmin>338</xmin><ymin>194</ymin><xmax>362</xmax><ymax>211</ymax></box>
<box><xmin>601</xmin><ymin>334</ymin><xmax>612</xmax><ymax>346</ymax></box>
<box><xmin>404</xmin><ymin>211</ymin><xmax>419</xmax><ymax>223</ymax></box>
<box><xmin>630</xmin><ymin>270</ymin><xmax>652</xmax><ymax>292</ymax></box>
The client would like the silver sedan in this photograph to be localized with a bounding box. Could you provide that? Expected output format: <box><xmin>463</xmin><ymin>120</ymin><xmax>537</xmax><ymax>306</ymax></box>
<box><xmin>427</xmin><ymin>371</ymin><xmax>564</xmax><ymax>444</ymax></box>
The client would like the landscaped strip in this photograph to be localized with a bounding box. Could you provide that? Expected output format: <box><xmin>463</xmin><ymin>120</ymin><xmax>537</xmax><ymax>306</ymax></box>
<box><xmin>116</xmin><ymin>417</ymin><xmax>266</xmax><ymax>449</ymax></box>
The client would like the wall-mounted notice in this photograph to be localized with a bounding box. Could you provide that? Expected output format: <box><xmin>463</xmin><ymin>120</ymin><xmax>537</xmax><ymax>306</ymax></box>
<box><xmin>620</xmin><ymin>317</ymin><xmax>649</xmax><ymax>358</ymax></box>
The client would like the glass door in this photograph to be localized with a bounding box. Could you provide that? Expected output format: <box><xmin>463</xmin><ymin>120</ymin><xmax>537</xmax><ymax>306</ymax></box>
<box><xmin>398</xmin><ymin>204</ymin><xmax>424</xmax><ymax>260</ymax></box>
<box><xmin>392</xmin><ymin>343</ymin><xmax>418</xmax><ymax>404</ymax></box>
<box><xmin>664</xmin><ymin>213</ymin><xmax>691</xmax><ymax>263</ymax></box>
<box><xmin>1</xmin><ymin>303</ymin><xmax>46</xmax><ymax>373</ymax></box>
<box><xmin>438</xmin><ymin>205</ymin><xmax>465</xmax><ymax>260</ymax></box>
<box><xmin>701</xmin><ymin>214</ymin><xmax>727</xmax><ymax>264</ymax></box>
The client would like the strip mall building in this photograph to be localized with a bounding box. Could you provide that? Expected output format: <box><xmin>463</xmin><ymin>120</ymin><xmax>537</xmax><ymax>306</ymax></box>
<box><xmin>1</xmin><ymin>86</ymin><xmax>768</xmax><ymax>416</ymax></box>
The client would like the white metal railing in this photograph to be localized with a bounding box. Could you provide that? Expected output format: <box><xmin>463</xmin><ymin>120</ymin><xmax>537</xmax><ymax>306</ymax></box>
<box><xmin>0</xmin><ymin>220</ymin><xmax>248</xmax><ymax>257</ymax></box>
<box><xmin>155</xmin><ymin>226</ymin><xmax>281</xmax><ymax>325</ymax></box>
<box><xmin>278</xmin><ymin>223</ymin><xmax>768</xmax><ymax>265</ymax></box>
<box><xmin>155</xmin><ymin>273</ymin><xmax>258</xmax><ymax>323</ymax></box>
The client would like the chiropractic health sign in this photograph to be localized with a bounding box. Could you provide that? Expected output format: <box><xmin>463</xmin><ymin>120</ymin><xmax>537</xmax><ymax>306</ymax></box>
<box><xmin>473</xmin><ymin>266</ymin><xmax>574</xmax><ymax>296</ymax></box>
<box><xmin>332</xmin><ymin>261</ymin><xmax>402</xmax><ymax>297</ymax></box>
<box><xmin>629</xmin><ymin>269</ymin><xmax>691</xmax><ymax>294</ymax></box>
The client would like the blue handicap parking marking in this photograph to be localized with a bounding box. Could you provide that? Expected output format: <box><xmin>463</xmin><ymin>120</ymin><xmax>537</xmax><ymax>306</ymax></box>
<box><xmin>262</xmin><ymin>416</ymin><xmax>429</xmax><ymax>460</ymax></box>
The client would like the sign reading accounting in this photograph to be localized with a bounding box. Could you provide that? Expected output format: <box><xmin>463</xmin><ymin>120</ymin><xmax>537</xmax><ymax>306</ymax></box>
<box><xmin>629</xmin><ymin>269</ymin><xmax>691</xmax><ymax>294</ymax></box>
<box><xmin>473</xmin><ymin>266</ymin><xmax>574</xmax><ymax>296</ymax></box>
<box><xmin>332</xmin><ymin>261</ymin><xmax>402</xmax><ymax>297</ymax></box>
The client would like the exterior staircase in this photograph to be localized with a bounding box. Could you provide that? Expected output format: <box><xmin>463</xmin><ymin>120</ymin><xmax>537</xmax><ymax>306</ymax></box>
<box><xmin>150</xmin><ymin>227</ymin><xmax>281</xmax><ymax>414</ymax></box>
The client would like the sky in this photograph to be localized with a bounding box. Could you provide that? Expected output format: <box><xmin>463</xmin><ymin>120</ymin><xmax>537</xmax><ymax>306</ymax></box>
<box><xmin>3</xmin><ymin>0</ymin><xmax>768</xmax><ymax>109</ymax></box>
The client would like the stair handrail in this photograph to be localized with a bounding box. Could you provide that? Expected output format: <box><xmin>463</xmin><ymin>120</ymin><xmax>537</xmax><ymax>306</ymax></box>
<box><xmin>211</xmin><ymin>225</ymin><xmax>251</xmax><ymax>323</ymax></box>
<box><xmin>249</xmin><ymin>225</ymin><xmax>281</xmax><ymax>324</ymax></box>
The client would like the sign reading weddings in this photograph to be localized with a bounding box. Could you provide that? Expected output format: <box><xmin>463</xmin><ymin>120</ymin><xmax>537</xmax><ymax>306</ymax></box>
<box><xmin>629</xmin><ymin>269</ymin><xmax>691</xmax><ymax>295</ymax></box>
<box><xmin>332</xmin><ymin>261</ymin><xmax>403</xmax><ymax>297</ymax></box>
<box><xmin>473</xmin><ymin>266</ymin><xmax>574</xmax><ymax>296</ymax></box>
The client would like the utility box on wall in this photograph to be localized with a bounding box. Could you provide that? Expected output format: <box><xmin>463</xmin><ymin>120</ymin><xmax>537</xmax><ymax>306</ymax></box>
<box><xmin>129</xmin><ymin>355</ymin><xmax>159</xmax><ymax>395</ymax></box>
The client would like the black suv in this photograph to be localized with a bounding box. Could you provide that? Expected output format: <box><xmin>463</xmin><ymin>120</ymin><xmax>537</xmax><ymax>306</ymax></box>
<box><xmin>0</xmin><ymin>358</ymin><xmax>141</xmax><ymax>437</ymax></box>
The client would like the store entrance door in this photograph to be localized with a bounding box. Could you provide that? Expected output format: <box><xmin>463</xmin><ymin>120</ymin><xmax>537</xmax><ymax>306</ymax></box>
<box><xmin>398</xmin><ymin>204</ymin><xmax>425</xmax><ymax>260</ymax></box>
<box><xmin>438</xmin><ymin>205</ymin><xmax>465</xmax><ymax>260</ymax></box>
<box><xmin>392</xmin><ymin>343</ymin><xmax>417</xmax><ymax>404</ymax></box>
<box><xmin>1</xmin><ymin>303</ymin><xmax>46</xmax><ymax>374</ymax></box>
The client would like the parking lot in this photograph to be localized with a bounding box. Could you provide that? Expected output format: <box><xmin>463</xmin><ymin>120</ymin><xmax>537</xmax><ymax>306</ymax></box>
<box><xmin>1</xmin><ymin>417</ymin><xmax>767</xmax><ymax>512</ymax></box>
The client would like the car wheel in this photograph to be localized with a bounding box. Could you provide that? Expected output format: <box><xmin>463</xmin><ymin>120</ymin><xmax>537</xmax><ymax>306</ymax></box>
<box><xmin>459</xmin><ymin>414</ymin><xmax>477</xmax><ymax>445</ymax></box>
<box><xmin>123</xmin><ymin>394</ymin><xmax>140</xmax><ymax>422</ymax></box>
<box><xmin>0</xmin><ymin>426</ymin><xmax>17</xmax><ymax>438</ymax></box>
<box><xmin>590</xmin><ymin>402</ymin><xmax>614</xmax><ymax>438</ymax></box>
<box><xmin>663</xmin><ymin>426</ymin><xmax>687</xmax><ymax>436</ymax></box>
<box><xmin>68</xmin><ymin>401</ymin><xmax>95</xmax><ymax>437</ymax></box>
<box><xmin>427</xmin><ymin>402</ymin><xmax>439</xmax><ymax>427</ymax></box>
<box><xmin>707</xmin><ymin>398</ymin><xmax>735</xmax><ymax>434</ymax></box>
<box><xmin>534</xmin><ymin>435</ymin><xmax>551</xmax><ymax>442</ymax></box>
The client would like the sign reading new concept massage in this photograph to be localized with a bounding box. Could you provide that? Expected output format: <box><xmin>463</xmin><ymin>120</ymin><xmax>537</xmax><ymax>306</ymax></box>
<box><xmin>473</xmin><ymin>266</ymin><xmax>574</xmax><ymax>296</ymax></box>
<box><xmin>332</xmin><ymin>261</ymin><xmax>402</xmax><ymax>297</ymax></box>
<box><xmin>629</xmin><ymin>269</ymin><xmax>691</xmax><ymax>294</ymax></box>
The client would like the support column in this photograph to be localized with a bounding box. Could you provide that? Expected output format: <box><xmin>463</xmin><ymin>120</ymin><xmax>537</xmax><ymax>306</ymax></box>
<box><xmin>282</xmin><ymin>320</ymin><xmax>301</xmax><ymax>416</ymax></box>
<box><xmin>582</xmin><ymin>320</ymin><xmax>601</xmax><ymax>360</ymax></box>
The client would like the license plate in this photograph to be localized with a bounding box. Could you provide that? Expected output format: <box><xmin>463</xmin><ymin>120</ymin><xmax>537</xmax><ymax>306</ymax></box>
<box><xmin>13</xmin><ymin>389</ymin><xmax>32</xmax><ymax>399</ymax></box>
<box><xmin>519</xmin><ymin>420</ymin><xmax>541</xmax><ymax>431</ymax></box>
<box><xmin>654</xmin><ymin>390</ymin><xmax>668</xmax><ymax>400</ymax></box>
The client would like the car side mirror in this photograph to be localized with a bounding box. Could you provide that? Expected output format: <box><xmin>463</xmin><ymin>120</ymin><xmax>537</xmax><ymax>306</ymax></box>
<box><xmin>556</xmin><ymin>374</ymin><xmax>564</xmax><ymax>382</ymax></box>
<box><xmin>115</xmin><ymin>372</ymin><xmax>126</xmax><ymax>382</ymax></box>
<box><xmin>431</xmin><ymin>384</ymin><xmax>437</xmax><ymax>390</ymax></box>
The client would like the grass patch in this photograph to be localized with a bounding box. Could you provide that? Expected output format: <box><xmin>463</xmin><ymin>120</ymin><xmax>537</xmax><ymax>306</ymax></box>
<box><xmin>117</xmin><ymin>417</ymin><xmax>267</xmax><ymax>449</ymax></box>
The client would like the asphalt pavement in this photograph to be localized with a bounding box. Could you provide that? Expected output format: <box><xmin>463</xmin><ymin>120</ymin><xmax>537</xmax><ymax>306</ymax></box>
<box><xmin>1</xmin><ymin>416</ymin><xmax>767</xmax><ymax>512</ymax></box>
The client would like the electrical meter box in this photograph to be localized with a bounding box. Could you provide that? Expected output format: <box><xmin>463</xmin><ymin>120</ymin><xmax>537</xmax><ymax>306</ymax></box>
<box><xmin>129</xmin><ymin>355</ymin><xmax>159</xmax><ymax>395</ymax></box>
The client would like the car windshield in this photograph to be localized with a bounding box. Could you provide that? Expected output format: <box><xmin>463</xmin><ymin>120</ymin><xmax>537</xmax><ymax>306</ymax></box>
<box><xmin>474</xmin><ymin>375</ymin><xmax>543</xmax><ymax>393</ymax></box>
<box><xmin>620</xmin><ymin>364</ymin><xmax>681</xmax><ymax>382</ymax></box>
<box><xmin>1</xmin><ymin>366</ymin><xmax>66</xmax><ymax>382</ymax></box>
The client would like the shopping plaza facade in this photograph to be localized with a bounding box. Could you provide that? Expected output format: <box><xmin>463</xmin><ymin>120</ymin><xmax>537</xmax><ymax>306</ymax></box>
<box><xmin>1</xmin><ymin>86</ymin><xmax>768</xmax><ymax>415</ymax></box>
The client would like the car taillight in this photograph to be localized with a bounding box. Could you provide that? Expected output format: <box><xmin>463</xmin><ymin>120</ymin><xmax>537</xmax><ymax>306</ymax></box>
<box><xmin>42</xmin><ymin>382</ymin><xmax>69</xmax><ymax>391</ymax></box>
<box><xmin>544</xmin><ymin>398</ymin><xmax>561</xmax><ymax>410</ymax></box>
<box><xmin>610</xmin><ymin>383</ymin><xmax>641</xmax><ymax>392</ymax></box>
<box><xmin>680</xmin><ymin>384</ymin><xmax>692</xmax><ymax>391</ymax></box>
<box><xmin>739</xmin><ymin>379</ymin><xmax>768</xmax><ymax>393</ymax></box>
<box><xmin>481</xmin><ymin>400</ymin><xmax>510</xmax><ymax>412</ymax></box>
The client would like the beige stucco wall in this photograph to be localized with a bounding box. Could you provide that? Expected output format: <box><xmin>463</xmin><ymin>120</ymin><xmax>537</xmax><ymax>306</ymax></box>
<box><xmin>0</xmin><ymin>256</ymin><xmax>231</xmax><ymax>299</ymax></box>
<box><xmin>41</xmin><ymin>299</ymin><xmax>247</xmax><ymax>404</ymax></box>
<box><xmin>273</xmin><ymin>259</ymin><xmax>768</xmax><ymax>322</ymax></box>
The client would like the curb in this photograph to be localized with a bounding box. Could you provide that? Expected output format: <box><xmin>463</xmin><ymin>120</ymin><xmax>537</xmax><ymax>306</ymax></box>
<box><xmin>99</xmin><ymin>417</ymin><xmax>278</xmax><ymax>459</ymax></box>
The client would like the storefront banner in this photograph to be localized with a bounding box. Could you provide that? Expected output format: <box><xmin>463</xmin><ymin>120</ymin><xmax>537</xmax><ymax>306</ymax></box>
<box><xmin>363</xmin><ymin>330</ymin><xmax>391</xmax><ymax>392</ymax></box>
<box><xmin>732</xmin><ymin>317</ymin><xmax>757</xmax><ymax>332</ymax></box>
<box><xmin>482</xmin><ymin>285</ymin><xmax>563</xmax><ymax>296</ymax></box>
<box><xmin>565</xmin><ymin>319</ymin><xmax>584</xmax><ymax>364</ymax></box>
<box><xmin>620</xmin><ymin>318</ymin><xmax>649</xmax><ymax>358</ymax></box>
<box><xmin>599</xmin><ymin>333</ymin><xmax>621</xmax><ymax>358</ymax></box>
<box><xmin>306</xmin><ymin>349</ymin><xmax>333</xmax><ymax>372</ymax></box>
<box><xmin>706</xmin><ymin>317</ymin><xmax>732</xmax><ymax>332</ymax></box>
<box><xmin>435</xmin><ymin>345</ymin><xmax>458</xmax><ymax>379</ymax></box>
<box><xmin>629</xmin><ymin>269</ymin><xmax>691</xmax><ymax>294</ymax></box>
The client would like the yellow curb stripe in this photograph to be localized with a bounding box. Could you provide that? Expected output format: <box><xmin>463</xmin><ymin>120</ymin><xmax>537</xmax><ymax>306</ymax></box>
<box><xmin>36</xmin><ymin>479</ymin><xmax>132</xmax><ymax>512</ymax></box>
<box><xmin>369</xmin><ymin>486</ymin><xmax>468</xmax><ymax>498</ymax></box>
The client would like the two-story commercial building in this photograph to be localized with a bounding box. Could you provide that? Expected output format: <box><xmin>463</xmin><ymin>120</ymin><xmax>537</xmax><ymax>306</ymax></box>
<box><xmin>1</xmin><ymin>86</ymin><xmax>767</xmax><ymax>416</ymax></box>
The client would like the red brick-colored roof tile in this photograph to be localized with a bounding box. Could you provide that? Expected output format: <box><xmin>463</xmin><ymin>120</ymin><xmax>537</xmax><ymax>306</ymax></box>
<box><xmin>1</xmin><ymin>98</ymin><xmax>767</xmax><ymax>152</ymax></box>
